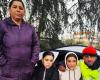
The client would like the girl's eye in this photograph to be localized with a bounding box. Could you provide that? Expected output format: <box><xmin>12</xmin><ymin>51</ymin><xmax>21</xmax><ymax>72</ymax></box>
<box><xmin>50</xmin><ymin>60</ymin><xmax>53</xmax><ymax>62</ymax></box>
<box><xmin>67</xmin><ymin>60</ymin><xmax>76</xmax><ymax>63</ymax></box>
<box><xmin>45</xmin><ymin>59</ymin><xmax>49</xmax><ymax>61</ymax></box>
<box><xmin>73</xmin><ymin>60</ymin><xmax>76</xmax><ymax>62</ymax></box>
<box><xmin>67</xmin><ymin>60</ymin><xmax>71</xmax><ymax>62</ymax></box>
<box><xmin>45</xmin><ymin>59</ymin><xmax>53</xmax><ymax>62</ymax></box>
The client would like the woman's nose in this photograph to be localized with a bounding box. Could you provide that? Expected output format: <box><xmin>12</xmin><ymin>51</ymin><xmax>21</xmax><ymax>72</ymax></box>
<box><xmin>16</xmin><ymin>7</ymin><xmax>20</xmax><ymax>12</ymax></box>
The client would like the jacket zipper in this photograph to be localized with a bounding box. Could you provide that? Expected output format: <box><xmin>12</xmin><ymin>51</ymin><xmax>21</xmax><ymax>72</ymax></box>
<box><xmin>43</xmin><ymin>69</ymin><xmax>46</xmax><ymax>80</ymax></box>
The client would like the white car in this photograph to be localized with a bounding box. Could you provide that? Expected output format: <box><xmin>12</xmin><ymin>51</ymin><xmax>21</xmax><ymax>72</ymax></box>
<box><xmin>39</xmin><ymin>45</ymin><xmax>100</xmax><ymax>62</ymax></box>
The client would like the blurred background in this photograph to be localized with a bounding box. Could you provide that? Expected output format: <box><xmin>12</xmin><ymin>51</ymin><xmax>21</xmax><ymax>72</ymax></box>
<box><xmin>0</xmin><ymin>0</ymin><xmax>100</xmax><ymax>51</ymax></box>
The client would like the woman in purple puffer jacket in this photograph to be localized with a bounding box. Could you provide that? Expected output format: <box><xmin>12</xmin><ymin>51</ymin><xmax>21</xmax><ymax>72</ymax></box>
<box><xmin>0</xmin><ymin>0</ymin><xmax>40</xmax><ymax>80</ymax></box>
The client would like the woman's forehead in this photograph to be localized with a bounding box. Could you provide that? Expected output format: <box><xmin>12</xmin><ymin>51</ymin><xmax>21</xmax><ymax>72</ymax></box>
<box><xmin>11</xmin><ymin>1</ymin><xmax>24</xmax><ymax>7</ymax></box>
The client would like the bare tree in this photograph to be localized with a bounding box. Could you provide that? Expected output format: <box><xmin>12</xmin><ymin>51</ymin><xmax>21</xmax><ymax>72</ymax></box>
<box><xmin>77</xmin><ymin>0</ymin><xmax>100</xmax><ymax>44</ymax></box>
<box><xmin>26</xmin><ymin>0</ymin><xmax>69</xmax><ymax>49</ymax></box>
<box><xmin>0</xmin><ymin>0</ymin><xmax>8</xmax><ymax>19</ymax></box>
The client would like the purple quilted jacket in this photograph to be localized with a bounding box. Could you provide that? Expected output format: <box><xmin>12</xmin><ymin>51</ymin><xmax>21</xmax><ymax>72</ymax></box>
<box><xmin>0</xmin><ymin>17</ymin><xmax>40</xmax><ymax>80</ymax></box>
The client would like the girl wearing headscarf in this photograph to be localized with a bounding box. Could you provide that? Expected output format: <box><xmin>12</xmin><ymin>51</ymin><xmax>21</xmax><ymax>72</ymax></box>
<box><xmin>59</xmin><ymin>52</ymin><xmax>82</xmax><ymax>80</ymax></box>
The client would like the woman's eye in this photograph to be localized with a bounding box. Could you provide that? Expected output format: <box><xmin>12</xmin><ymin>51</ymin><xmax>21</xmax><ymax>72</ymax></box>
<box><xmin>19</xmin><ymin>6</ymin><xmax>24</xmax><ymax>10</ymax></box>
<box><xmin>12</xmin><ymin>6</ymin><xmax>17</xmax><ymax>8</ymax></box>
<box><xmin>12</xmin><ymin>5</ymin><xmax>24</xmax><ymax>10</ymax></box>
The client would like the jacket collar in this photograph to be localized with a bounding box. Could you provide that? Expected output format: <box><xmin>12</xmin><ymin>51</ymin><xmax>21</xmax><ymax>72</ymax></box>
<box><xmin>4</xmin><ymin>17</ymin><xmax>25</xmax><ymax>26</ymax></box>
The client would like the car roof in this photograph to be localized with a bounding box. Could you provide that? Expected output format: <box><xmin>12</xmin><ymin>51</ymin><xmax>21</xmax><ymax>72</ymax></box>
<box><xmin>39</xmin><ymin>45</ymin><xmax>100</xmax><ymax>62</ymax></box>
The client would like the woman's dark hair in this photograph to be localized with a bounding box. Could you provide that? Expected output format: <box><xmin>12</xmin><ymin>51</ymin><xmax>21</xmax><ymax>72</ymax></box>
<box><xmin>9</xmin><ymin>0</ymin><xmax>25</xmax><ymax>8</ymax></box>
<box><xmin>66</xmin><ymin>53</ymin><xmax>77</xmax><ymax>61</ymax></box>
<box><xmin>43</xmin><ymin>51</ymin><xmax>54</xmax><ymax>59</ymax></box>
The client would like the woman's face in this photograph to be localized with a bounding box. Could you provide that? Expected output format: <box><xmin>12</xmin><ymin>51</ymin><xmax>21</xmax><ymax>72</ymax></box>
<box><xmin>66</xmin><ymin>57</ymin><xmax>77</xmax><ymax>70</ymax></box>
<box><xmin>42</xmin><ymin>55</ymin><xmax>54</xmax><ymax>69</ymax></box>
<box><xmin>9</xmin><ymin>1</ymin><xmax>25</xmax><ymax>21</ymax></box>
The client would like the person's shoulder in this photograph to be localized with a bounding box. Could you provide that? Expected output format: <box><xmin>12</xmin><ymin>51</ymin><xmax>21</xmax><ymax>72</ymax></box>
<box><xmin>24</xmin><ymin>22</ymin><xmax>35</xmax><ymax>28</ymax></box>
<box><xmin>0</xmin><ymin>18</ymin><xmax>7</xmax><ymax>30</ymax></box>
<box><xmin>79</xmin><ymin>59</ymin><xmax>84</xmax><ymax>63</ymax></box>
<box><xmin>0</xmin><ymin>18</ymin><xmax>6</xmax><ymax>25</ymax></box>
<box><xmin>0</xmin><ymin>19</ymin><xmax>3</xmax><ymax>23</ymax></box>
<box><xmin>48</xmin><ymin>67</ymin><xmax>59</xmax><ymax>76</ymax></box>
<box><xmin>49</xmin><ymin>66</ymin><xmax>59</xmax><ymax>73</ymax></box>
<box><xmin>23</xmin><ymin>22</ymin><xmax>36</xmax><ymax>32</ymax></box>
<box><xmin>75</xmin><ymin>66</ymin><xmax>81</xmax><ymax>72</ymax></box>
<box><xmin>34</xmin><ymin>60</ymin><xmax>44</xmax><ymax>70</ymax></box>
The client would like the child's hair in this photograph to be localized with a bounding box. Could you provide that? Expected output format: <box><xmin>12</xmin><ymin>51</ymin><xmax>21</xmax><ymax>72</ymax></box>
<box><xmin>43</xmin><ymin>51</ymin><xmax>54</xmax><ymax>59</ymax></box>
<box><xmin>9</xmin><ymin>0</ymin><xmax>25</xmax><ymax>8</ymax></box>
<box><xmin>66</xmin><ymin>53</ymin><xmax>77</xmax><ymax>61</ymax></box>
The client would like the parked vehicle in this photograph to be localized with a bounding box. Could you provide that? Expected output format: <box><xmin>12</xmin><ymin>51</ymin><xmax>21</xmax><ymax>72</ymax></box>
<box><xmin>39</xmin><ymin>45</ymin><xmax>100</xmax><ymax>67</ymax></box>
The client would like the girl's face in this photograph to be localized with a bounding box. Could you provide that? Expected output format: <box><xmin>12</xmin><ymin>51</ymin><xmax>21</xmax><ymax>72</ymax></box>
<box><xmin>9</xmin><ymin>1</ymin><xmax>25</xmax><ymax>21</ymax></box>
<box><xmin>66</xmin><ymin>57</ymin><xmax>77</xmax><ymax>70</ymax></box>
<box><xmin>42</xmin><ymin>55</ymin><xmax>54</xmax><ymax>69</ymax></box>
